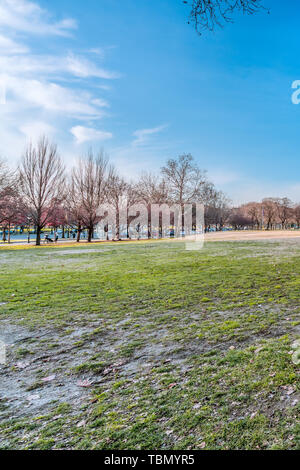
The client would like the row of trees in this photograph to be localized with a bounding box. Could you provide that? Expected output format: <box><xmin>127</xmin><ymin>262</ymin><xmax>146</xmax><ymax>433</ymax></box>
<box><xmin>0</xmin><ymin>137</ymin><xmax>230</xmax><ymax>245</ymax></box>
<box><xmin>2</xmin><ymin>137</ymin><xmax>299</xmax><ymax>245</ymax></box>
<box><xmin>230</xmin><ymin>199</ymin><xmax>300</xmax><ymax>230</ymax></box>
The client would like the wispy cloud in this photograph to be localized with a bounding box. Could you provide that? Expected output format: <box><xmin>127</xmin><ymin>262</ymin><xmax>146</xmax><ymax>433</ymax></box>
<box><xmin>20</xmin><ymin>121</ymin><xmax>55</xmax><ymax>140</ymax></box>
<box><xmin>71</xmin><ymin>126</ymin><xmax>113</xmax><ymax>144</ymax></box>
<box><xmin>0</xmin><ymin>54</ymin><xmax>118</xmax><ymax>80</ymax></box>
<box><xmin>4</xmin><ymin>77</ymin><xmax>107</xmax><ymax>117</ymax></box>
<box><xmin>0</xmin><ymin>33</ymin><xmax>28</xmax><ymax>53</ymax></box>
<box><xmin>66</xmin><ymin>54</ymin><xmax>119</xmax><ymax>79</ymax></box>
<box><xmin>132</xmin><ymin>124</ymin><xmax>168</xmax><ymax>147</ymax></box>
<box><xmin>108</xmin><ymin>125</ymin><xmax>172</xmax><ymax>178</ymax></box>
<box><xmin>0</xmin><ymin>0</ymin><xmax>77</xmax><ymax>36</ymax></box>
<box><xmin>0</xmin><ymin>0</ymin><xmax>117</xmax><ymax>161</ymax></box>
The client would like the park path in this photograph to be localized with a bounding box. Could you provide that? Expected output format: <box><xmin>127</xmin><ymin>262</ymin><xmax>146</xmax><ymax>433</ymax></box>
<box><xmin>204</xmin><ymin>230</ymin><xmax>300</xmax><ymax>242</ymax></box>
<box><xmin>1</xmin><ymin>230</ymin><xmax>300</xmax><ymax>248</ymax></box>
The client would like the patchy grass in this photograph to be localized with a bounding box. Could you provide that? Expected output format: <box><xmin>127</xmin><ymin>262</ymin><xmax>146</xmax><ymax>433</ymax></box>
<box><xmin>0</xmin><ymin>240</ymin><xmax>299</xmax><ymax>450</ymax></box>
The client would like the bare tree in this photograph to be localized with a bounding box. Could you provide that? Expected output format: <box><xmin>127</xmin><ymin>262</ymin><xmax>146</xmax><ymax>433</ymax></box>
<box><xmin>0</xmin><ymin>158</ymin><xmax>16</xmax><ymax>241</ymax></box>
<box><xmin>229</xmin><ymin>209</ymin><xmax>253</xmax><ymax>230</ymax></box>
<box><xmin>162</xmin><ymin>154</ymin><xmax>204</xmax><ymax>207</ymax></box>
<box><xmin>18</xmin><ymin>137</ymin><xmax>65</xmax><ymax>246</ymax></box>
<box><xmin>67</xmin><ymin>180</ymin><xmax>85</xmax><ymax>242</ymax></box>
<box><xmin>0</xmin><ymin>184</ymin><xmax>25</xmax><ymax>244</ymax></box>
<box><xmin>135</xmin><ymin>172</ymin><xmax>169</xmax><ymax>238</ymax></box>
<box><xmin>234</xmin><ymin>202</ymin><xmax>262</xmax><ymax>230</ymax></box>
<box><xmin>136</xmin><ymin>173</ymin><xmax>169</xmax><ymax>206</ymax></box>
<box><xmin>162</xmin><ymin>154</ymin><xmax>207</xmax><ymax>206</ymax></box>
<box><xmin>294</xmin><ymin>205</ymin><xmax>300</xmax><ymax>229</ymax></box>
<box><xmin>125</xmin><ymin>183</ymin><xmax>140</xmax><ymax>239</ymax></box>
<box><xmin>0</xmin><ymin>158</ymin><xmax>12</xmax><ymax>194</ymax></box>
<box><xmin>262</xmin><ymin>198</ymin><xmax>277</xmax><ymax>230</ymax></box>
<box><xmin>245</xmin><ymin>202</ymin><xmax>262</xmax><ymax>230</ymax></box>
<box><xmin>71</xmin><ymin>150</ymin><xmax>109</xmax><ymax>243</ymax></box>
<box><xmin>107</xmin><ymin>168</ymin><xmax>128</xmax><ymax>241</ymax></box>
<box><xmin>185</xmin><ymin>0</ymin><xmax>267</xmax><ymax>33</ymax></box>
<box><xmin>205</xmin><ymin>189</ymin><xmax>231</xmax><ymax>231</ymax></box>
<box><xmin>162</xmin><ymin>154</ymin><xmax>208</xmax><ymax>233</ymax></box>
<box><xmin>274</xmin><ymin>197</ymin><xmax>292</xmax><ymax>229</ymax></box>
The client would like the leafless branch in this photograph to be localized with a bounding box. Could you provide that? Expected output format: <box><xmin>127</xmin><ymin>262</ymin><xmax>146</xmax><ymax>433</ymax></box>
<box><xmin>185</xmin><ymin>0</ymin><xmax>268</xmax><ymax>33</ymax></box>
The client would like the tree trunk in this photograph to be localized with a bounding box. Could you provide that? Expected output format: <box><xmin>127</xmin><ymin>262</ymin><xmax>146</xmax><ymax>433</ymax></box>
<box><xmin>36</xmin><ymin>226</ymin><xmax>42</xmax><ymax>246</ymax></box>
<box><xmin>8</xmin><ymin>223</ymin><xmax>11</xmax><ymax>244</ymax></box>
<box><xmin>181</xmin><ymin>204</ymin><xmax>185</xmax><ymax>235</ymax></box>
<box><xmin>77</xmin><ymin>224</ymin><xmax>82</xmax><ymax>243</ymax></box>
<box><xmin>148</xmin><ymin>206</ymin><xmax>151</xmax><ymax>239</ymax></box>
<box><xmin>62</xmin><ymin>226</ymin><xmax>65</xmax><ymax>238</ymax></box>
<box><xmin>116</xmin><ymin>211</ymin><xmax>120</xmax><ymax>240</ymax></box>
<box><xmin>126</xmin><ymin>215</ymin><xmax>130</xmax><ymax>239</ymax></box>
<box><xmin>88</xmin><ymin>227</ymin><xmax>93</xmax><ymax>243</ymax></box>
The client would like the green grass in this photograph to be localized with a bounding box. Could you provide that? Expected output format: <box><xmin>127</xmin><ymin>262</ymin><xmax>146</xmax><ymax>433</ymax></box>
<box><xmin>0</xmin><ymin>240</ymin><xmax>299</xmax><ymax>450</ymax></box>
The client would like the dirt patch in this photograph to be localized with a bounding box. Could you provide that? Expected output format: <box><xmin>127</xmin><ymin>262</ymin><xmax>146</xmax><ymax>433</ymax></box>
<box><xmin>0</xmin><ymin>322</ymin><xmax>96</xmax><ymax>419</ymax></box>
<box><xmin>53</xmin><ymin>249</ymin><xmax>108</xmax><ymax>256</ymax></box>
<box><xmin>1</xmin><ymin>302</ymin><xmax>298</xmax><ymax>424</ymax></box>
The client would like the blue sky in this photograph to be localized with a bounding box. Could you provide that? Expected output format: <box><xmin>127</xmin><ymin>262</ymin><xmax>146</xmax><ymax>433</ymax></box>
<box><xmin>1</xmin><ymin>0</ymin><xmax>300</xmax><ymax>203</ymax></box>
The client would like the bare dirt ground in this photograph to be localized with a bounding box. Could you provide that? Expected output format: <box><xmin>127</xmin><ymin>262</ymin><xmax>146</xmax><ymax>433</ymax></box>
<box><xmin>0</xmin><ymin>240</ymin><xmax>299</xmax><ymax>449</ymax></box>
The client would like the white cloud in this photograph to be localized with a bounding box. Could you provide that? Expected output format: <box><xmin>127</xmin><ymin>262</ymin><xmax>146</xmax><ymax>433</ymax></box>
<box><xmin>66</xmin><ymin>54</ymin><xmax>118</xmax><ymax>79</ymax></box>
<box><xmin>0</xmin><ymin>0</ymin><xmax>77</xmax><ymax>36</ymax></box>
<box><xmin>0</xmin><ymin>33</ymin><xmax>28</xmax><ymax>53</ymax></box>
<box><xmin>0</xmin><ymin>0</ymin><xmax>117</xmax><ymax>162</ymax></box>
<box><xmin>20</xmin><ymin>121</ymin><xmax>55</xmax><ymax>141</ymax></box>
<box><xmin>88</xmin><ymin>48</ymin><xmax>105</xmax><ymax>56</ymax></box>
<box><xmin>106</xmin><ymin>124</ymin><xmax>171</xmax><ymax>178</ymax></box>
<box><xmin>132</xmin><ymin>125</ymin><xmax>168</xmax><ymax>146</ymax></box>
<box><xmin>71</xmin><ymin>126</ymin><xmax>113</xmax><ymax>144</ymax></box>
<box><xmin>4</xmin><ymin>76</ymin><xmax>106</xmax><ymax>117</ymax></box>
<box><xmin>0</xmin><ymin>54</ymin><xmax>117</xmax><ymax>80</ymax></box>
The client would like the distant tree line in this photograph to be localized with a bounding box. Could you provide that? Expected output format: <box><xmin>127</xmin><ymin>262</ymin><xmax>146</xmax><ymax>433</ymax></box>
<box><xmin>1</xmin><ymin>137</ymin><xmax>299</xmax><ymax>246</ymax></box>
<box><xmin>230</xmin><ymin>199</ymin><xmax>300</xmax><ymax>231</ymax></box>
<box><xmin>0</xmin><ymin>137</ymin><xmax>231</xmax><ymax>245</ymax></box>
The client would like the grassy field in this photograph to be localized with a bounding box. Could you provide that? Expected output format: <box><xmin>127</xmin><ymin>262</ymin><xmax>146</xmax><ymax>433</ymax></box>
<box><xmin>0</xmin><ymin>239</ymin><xmax>299</xmax><ymax>450</ymax></box>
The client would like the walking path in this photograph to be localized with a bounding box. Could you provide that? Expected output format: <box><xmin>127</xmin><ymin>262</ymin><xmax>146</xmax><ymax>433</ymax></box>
<box><xmin>1</xmin><ymin>230</ymin><xmax>300</xmax><ymax>248</ymax></box>
<box><xmin>204</xmin><ymin>230</ymin><xmax>300</xmax><ymax>242</ymax></box>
